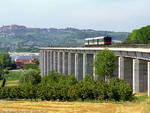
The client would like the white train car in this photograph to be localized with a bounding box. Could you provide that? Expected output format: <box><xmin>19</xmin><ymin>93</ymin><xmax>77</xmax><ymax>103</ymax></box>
<box><xmin>84</xmin><ymin>36</ymin><xmax>112</xmax><ymax>46</ymax></box>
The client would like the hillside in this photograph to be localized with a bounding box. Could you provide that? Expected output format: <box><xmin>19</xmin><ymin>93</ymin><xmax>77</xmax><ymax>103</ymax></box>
<box><xmin>125</xmin><ymin>25</ymin><xmax>150</xmax><ymax>44</ymax></box>
<box><xmin>0</xmin><ymin>25</ymin><xmax>129</xmax><ymax>52</ymax></box>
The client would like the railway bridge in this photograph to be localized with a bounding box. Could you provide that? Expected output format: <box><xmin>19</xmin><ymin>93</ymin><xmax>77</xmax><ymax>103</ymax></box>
<box><xmin>40</xmin><ymin>46</ymin><xmax>150</xmax><ymax>96</ymax></box>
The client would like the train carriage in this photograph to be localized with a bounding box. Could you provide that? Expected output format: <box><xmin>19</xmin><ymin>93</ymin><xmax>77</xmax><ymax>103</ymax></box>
<box><xmin>84</xmin><ymin>36</ymin><xmax>112</xmax><ymax>47</ymax></box>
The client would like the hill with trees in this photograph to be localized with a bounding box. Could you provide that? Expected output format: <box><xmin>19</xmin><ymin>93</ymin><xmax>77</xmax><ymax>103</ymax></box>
<box><xmin>125</xmin><ymin>25</ymin><xmax>150</xmax><ymax>44</ymax></box>
<box><xmin>0</xmin><ymin>25</ymin><xmax>129</xmax><ymax>52</ymax></box>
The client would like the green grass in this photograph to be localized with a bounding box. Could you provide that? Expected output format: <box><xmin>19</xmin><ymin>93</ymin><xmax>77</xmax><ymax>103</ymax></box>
<box><xmin>0</xmin><ymin>71</ymin><xmax>23</xmax><ymax>87</ymax></box>
<box><xmin>131</xmin><ymin>95</ymin><xmax>148</xmax><ymax>103</ymax></box>
<box><xmin>4</xmin><ymin>71</ymin><xmax>23</xmax><ymax>81</ymax></box>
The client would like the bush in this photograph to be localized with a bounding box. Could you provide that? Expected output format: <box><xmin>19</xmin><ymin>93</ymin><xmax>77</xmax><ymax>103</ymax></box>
<box><xmin>41</xmin><ymin>71</ymin><xmax>77</xmax><ymax>86</ymax></box>
<box><xmin>19</xmin><ymin>69</ymin><xmax>41</xmax><ymax>85</ymax></box>
<box><xmin>93</xmin><ymin>81</ymin><xmax>108</xmax><ymax>101</ymax></box>
<box><xmin>75</xmin><ymin>75</ymin><xmax>95</xmax><ymax>100</ymax></box>
<box><xmin>67</xmin><ymin>84</ymin><xmax>80</xmax><ymax>101</ymax></box>
<box><xmin>78</xmin><ymin>81</ymin><xmax>95</xmax><ymax>100</ymax></box>
<box><xmin>107</xmin><ymin>78</ymin><xmax>133</xmax><ymax>101</ymax></box>
<box><xmin>0</xmin><ymin>72</ymin><xmax>134</xmax><ymax>102</ymax></box>
<box><xmin>40</xmin><ymin>71</ymin><xmax>59</xmax><ymax>85</ymax></box>
<box><xmin>68</xmin><ymin>75</ymin><xmax>108</xmax><ymax>101</ymax></box>
<box><xmin>0</xmin><ymin>87</ymin><xmax>10</xmax><ymax>99</ymax></box>
<box><xmin>37</xmin><ymin>85</ymin><xmax>57</xmax><ymax>101</ymax></box>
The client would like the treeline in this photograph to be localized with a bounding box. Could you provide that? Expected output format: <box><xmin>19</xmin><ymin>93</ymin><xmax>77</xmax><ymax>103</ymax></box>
<box><xmin>0</xmin><ymin>70</ymin><xmax>133</xmax><ymax>101</ymax></box>
<box><xmin>14</xmin><ymin>47</ymin><xmax>39</xmax><ymax>53</ymax></box>
<box><xmin>125</xmin><ymin>25</ymin><xmax>150</xmax><ymax>44</ymax></box>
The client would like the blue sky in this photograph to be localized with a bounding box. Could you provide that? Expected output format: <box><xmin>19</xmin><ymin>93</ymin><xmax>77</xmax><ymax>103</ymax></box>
<box><xmin>0</xmin><ymin>0</ymin><xmax>150</xmax><ymax>32</ymax></box>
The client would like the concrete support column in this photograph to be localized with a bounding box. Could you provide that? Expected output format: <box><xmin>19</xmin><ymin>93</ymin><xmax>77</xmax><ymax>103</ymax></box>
<box><xmin>75</xmin><ymin>53</ymin><xmax>78</xmax><ymax>80</ymax></box>
<box><xmin>53</xmin><ymin>51</ymin><xmax>56</xmax><ymax>71</ymax></box>
<box><xmin>57</xmin><ymin>52</ymin><xmax>60</xmax><ymax>73</ymax></box>
<box><xmin>60</xmin><ymin>52</ymin><xmax>63</xmax><ymax>73</ymax></box>
<box><xmin>93</xmin><ymin>53</ymin><xmax>96</xmax><ymax>80</ymax></box>
<box><xmin>62</xmin><ymin>52</ymin><xmax>65</xmax><ymax>74</ymax></box>
<box><xmin>40</xmin><ymin>50</ymin><xmax>44</xmax><ymax>75</ymax></box>
<box><xmin>133</xmin><ymin>59</ymin><xmax>140</xmax><ymax>93</ymax></box>
<box><xmin>124</xmin><ymin>58</ymin><xmax>133</xmax><ymax>88</ymax></box>
<box><xmin>87</xmin><ymin>54</ymin><xmax>94</xmax><ymax>75</ymax></box>
<box><xmin>50</xmin><ymin>51</ymin><xmax>53</xmax><ymax>72</ymax></box>
<box><xmin>43</xmin><ymin>50</ymin><xmax>45</xmax><ymax>75</ymax></box>
<box><xmin>71</xmin><ymin>53</ymin><xmax>75</xmax><ymax>75</ymax></box>
<box><xmin>118</xmin><ymin>57</ymin><xmax>124</xmax><ymax>79</ymax></box>
<box><xmin>68</xmin><ymin>52</ymin><xmax>71</xmax><ymax>75</ymax></box>
<box><xmin>139</xmin><ymin>60</ymin><xmax>147</xmax><ymax>92</ymax></box>
<box><xmin>83</xmin><ymin>53</ymin><xmax>87</xmax><ymax>79</ymax></box>
<box><xmin>47</xmin><ymin>51</ymin><xmax>50</xmax><ymax>75</ymax></box>
<box><xmin>44</xmin><ymin>50</ymin><xmax>47</xmax><ymax>75</ymax></box>
<box><xmin>148</xmin><ymin>62</ymin><xmax>150</xmax><ymax>96</ymax></box>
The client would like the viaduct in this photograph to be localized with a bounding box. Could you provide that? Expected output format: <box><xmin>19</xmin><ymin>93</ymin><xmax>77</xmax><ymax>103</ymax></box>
<box><xmin>40</xmin><ymin>46</ymin><xmax>150</xmax><ymax>96</ymax></box>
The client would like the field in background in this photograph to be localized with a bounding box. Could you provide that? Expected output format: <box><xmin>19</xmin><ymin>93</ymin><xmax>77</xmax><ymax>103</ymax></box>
<box><xmin>0</xmin><ymin>71</ymin><xmax>22</xmax><ymax>87</ymax></box>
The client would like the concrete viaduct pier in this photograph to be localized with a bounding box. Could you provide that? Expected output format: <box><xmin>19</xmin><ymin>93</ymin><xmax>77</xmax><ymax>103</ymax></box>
<box><xmin>40</xmin><ymin>46</ymin><xmax>150</xmax><ymax>96</ymax></box>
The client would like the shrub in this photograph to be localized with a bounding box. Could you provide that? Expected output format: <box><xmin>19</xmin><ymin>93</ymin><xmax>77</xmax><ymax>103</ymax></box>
<box><xmin>57</xmin><ymin>85</ymin><xmax>71</xmax><ymax>101</ymax></box>
<box><xmin>37</xmin><ymin>85</ymin><xmax>57</xmax><ymax>101</ymax></box>
<box><xmin>0</xmin><ymin>72</ymin><xmax>133</xmax><ymax>102</ymax></box>
<box><xmin>78</xmin><ymin>81</ymin><xmax>95</xmax><ymax>100</ymax></box>
<box><xmin>8</xmin><ymin>87</ymin><xmax>19</xmax><ymax>99</ymax></box>
<box><xmin>67</xmin><ymin>84</ymin><xmax>80</xmax><ymax>101</ymax></box>
<box><xmin>41</xmin><ymin>71</ymin><xmax>77</xmax><ymax>86</ymax></box>
<box><xmin>58</xmin><ymin>74</ymin><xmax>77</xmax><ymax>86</ymax></box>
<box><xmin>40</xmin><ymin>71</ymin><xmax>59</xmax><ymax>85</ymax></box>
<box><xmin>22</xmin><ymin>85</ymin><xmax>38</xmax><ymax>100</ymax></box>
<box><xmin>93</xmin><ymin>81</ymin><xmax>108</xmax><ymax>101</ymax></box>
<box><xmin>107</xmin><ymin>78</ymin><xmax>133</xmax><ymax>101</ymax></box>
<box><xmin>19</xmin><ymin>69</ymin><xmax>41</xmax><ymax>85</ymax></box>
<box><xmin>0</xmin><ymin>87</ymin><xmax>10</xmax><ymax>99</ymax></box>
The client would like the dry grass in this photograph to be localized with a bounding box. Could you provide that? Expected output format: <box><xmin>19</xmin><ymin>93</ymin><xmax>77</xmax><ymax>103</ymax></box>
<box><xmin>0</xmin><ymin>99</ymin><xmax>149</xmax><ymax>113</ymax></box>
<box><xmin>0</xmin><ymin>78</ymin><xmax>149</xmax><ymax>113</ymax></box>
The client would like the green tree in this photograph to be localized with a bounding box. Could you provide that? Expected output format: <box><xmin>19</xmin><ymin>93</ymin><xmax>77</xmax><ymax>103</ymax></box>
<box><xmin>0</xmin><ymin>53</ymin><xmax>15</xmax><ymax>80</ymax></box>
<box><xmin>93</xmin><ymin>49</ymin><xmax>116</xmax><ymax>82</ymax></box>
<box><xmin>124</xmin><ymin>25</ymin><xmax>150</xmax><ymax>44</ymax></box>
<box><xmin>0</xmin><ymin>53</ymin><xmax>14</xmax><ymax>70</ymax></box>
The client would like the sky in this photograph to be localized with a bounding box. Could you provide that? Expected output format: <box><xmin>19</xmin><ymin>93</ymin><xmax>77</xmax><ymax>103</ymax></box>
<box><xmin>0</xmin><ymin>0</ymin><xmax>150</xmax><ymax>32</ymax></box>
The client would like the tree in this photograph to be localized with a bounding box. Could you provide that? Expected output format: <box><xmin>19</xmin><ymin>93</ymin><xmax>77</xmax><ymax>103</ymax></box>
<box><xmin>0</xmin><ymin>53</ymin><xmax>14</xmax><ymax>70</ymax></box>
<box><xmin>124</xmin><ymin>25</ymin><xmax>150</xmax><ymax>44</ymax></box>
<box><xmin>0</xmin><ymin>53</ymin><xmax>14</xmax><ymax>80</ymax></box>
<box><xmin>93</xmin><ymin>49</ymin><xmax>116</xmax><ymax>82</ymax></box>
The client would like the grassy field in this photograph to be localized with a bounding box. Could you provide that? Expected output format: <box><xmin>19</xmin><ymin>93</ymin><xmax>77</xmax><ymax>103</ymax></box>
<box><xmin>0</xmin><ymin>70</ymin><xmax>22</xmax><ymax>87</ymax></box>
<box><xmin>4</xmin><ymin>70</ymin><xmax>23</xmax><ymax>81</ymax></box>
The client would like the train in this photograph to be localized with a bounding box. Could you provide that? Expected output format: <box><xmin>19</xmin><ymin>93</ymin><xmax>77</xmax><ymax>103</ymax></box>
<box><xmin>84</xmin><ymin>36</ymin><xmax>112</xmax><ymax>47</ymax></box>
